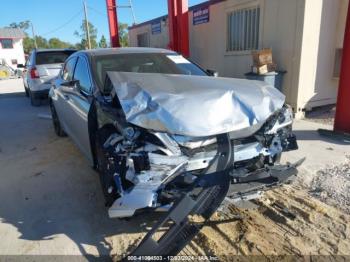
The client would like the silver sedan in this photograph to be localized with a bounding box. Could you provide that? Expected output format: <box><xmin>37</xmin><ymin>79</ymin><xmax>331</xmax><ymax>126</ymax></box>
<box><xmin>49</xmin><ymin>47</ymin><xmax>300</xmax><ymax>255</ymax></box>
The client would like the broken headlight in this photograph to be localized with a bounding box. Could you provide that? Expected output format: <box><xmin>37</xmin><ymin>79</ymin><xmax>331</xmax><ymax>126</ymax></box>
<box><xmin>264</xmin><ymin>105</ymin><xmax>293</xmax><ymax>135</ymax></box>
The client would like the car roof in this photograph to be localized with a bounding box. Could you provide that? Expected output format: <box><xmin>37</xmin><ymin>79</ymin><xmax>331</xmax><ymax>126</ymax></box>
<box><xmin>80</xmin><ymin>47</ymin><xmax>177</xmax><ymax>57</ymax></box>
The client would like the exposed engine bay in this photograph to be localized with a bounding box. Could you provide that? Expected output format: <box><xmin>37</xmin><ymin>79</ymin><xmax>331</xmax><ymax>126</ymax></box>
<box><xmin>92</xmin><ymin>72</ymin><xmax>299</xmax><ymax>219</ymax></box>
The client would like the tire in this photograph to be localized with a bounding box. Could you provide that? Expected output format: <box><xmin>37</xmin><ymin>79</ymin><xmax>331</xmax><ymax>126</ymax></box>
<box><xmin>95</xmin><ymin>128</ymin><xmax>120</xmax><ymax>207</ymax></box>
<box><xmin>29</xmin><ymin>90</ymin><xmax>40</xmax><ymax>106</ymax></box>
<box><xmin>50</xmin><ymin>102</ymin><xmax>66</xmax><ymax>137</ymax></box>
<box><xmin>24</xmin><ymin>86</ymin><xmax>29</xmax><ymax>97</ymax></box>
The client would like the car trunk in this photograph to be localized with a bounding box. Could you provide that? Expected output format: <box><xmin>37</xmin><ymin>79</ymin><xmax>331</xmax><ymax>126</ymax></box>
<box><xmin>36</xmin><ymin>64</ymin><xmax>62</xmax><ymax>81</ymax></box>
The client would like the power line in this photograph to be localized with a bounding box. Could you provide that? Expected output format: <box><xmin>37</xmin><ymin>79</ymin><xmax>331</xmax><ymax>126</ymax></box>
<box><xmin>41</xmin><ymin>9</ymin><xmax>83</xmax><ymax>36</ymax></box>
<box><xmin>87</xmin><ymin>5</ymin><xmax>106</xmax><ymax>17</ymax></box>
<box><xmin>88</xmin><ymin>2</ymin><xmax>136</xmax><ymax>25</ymax></box>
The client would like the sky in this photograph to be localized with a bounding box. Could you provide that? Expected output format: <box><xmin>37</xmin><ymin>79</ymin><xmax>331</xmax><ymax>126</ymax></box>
<box><xmin>0</xmin><ymin>0</ymin><xmax>205</xmax><ymax>44</ymax></box>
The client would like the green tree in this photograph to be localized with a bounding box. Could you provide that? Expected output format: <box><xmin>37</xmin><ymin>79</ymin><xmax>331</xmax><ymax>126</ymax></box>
<box><xmin>8</xmin><ymin>21</ymin><xmax>31</xmax><ymax>32</ymax></box>
<box><xmin>9</xmin><ymin>21</ymin><xmax>33</xmax><ymax>53</ymax></box>
<box><xmin>23</xmin><ymin>37</ymin><xmax>35</xmax><ymax>53</ymax></box>
<box><xmin>119</xmin><ymin>23</ymin><xmax>129</xmax><ymax>47</ymax></box>
<box><xmin>35</xmin><ymin>36</ymin><xmax>49</xmax><ymax>49</ymax></box>
<box><xmin>98</xmin><ymin>35</ymin><xmax>108</xmax><ymax>48</ymax></box>
<box><xmin>74</xmin><ymin>20</ymin><xmax>98</xmax><ymax>49</ymax></box>
<box><xmin>22</xmin><ymin>36</ymin><xmax>48</xmax><ymax>53</ymax></box>
<box><xmin>48</xmin><ymin>38</ymin><xmax>73</xmax><ymax>49</ymax></box>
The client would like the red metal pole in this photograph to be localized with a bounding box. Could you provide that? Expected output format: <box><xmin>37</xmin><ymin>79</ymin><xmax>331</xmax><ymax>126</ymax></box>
<box><xmin>167</xmin><ymin>0</ymin><xmax>190</xmax><ymax>57</ymax></box>
<box><xmin>106</xmin><ymin>0</ymin><xmax>120</xmax><ymax>48</ymax></box>
<box><xmin>168</xmin><ymin>0</ymin><xmax>178</xmax><ymax>51</ymax></box>
<box><xmin>334</xmin><ymin>2</ymin><xmax>350</xmax><ymax>133</ymax></box>
<box><xmin>177</xmin><ymin>0</ymin><xmax>190</xmax><ymax>58</ymax></box>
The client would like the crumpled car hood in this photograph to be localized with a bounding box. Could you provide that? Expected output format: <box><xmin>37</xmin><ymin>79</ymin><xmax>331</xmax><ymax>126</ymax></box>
<box><xmin>107</xmin><ymin>72</ymin><xmax>285</xmax><ymax>138</ymax></box>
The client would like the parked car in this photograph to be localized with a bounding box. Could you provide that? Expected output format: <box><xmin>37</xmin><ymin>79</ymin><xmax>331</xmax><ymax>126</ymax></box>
<box><xmin>49</xmin><ymin>48</ymin><xmax>301</xmax><ymax>255</ymax></box>
<box><xmin>18</xmin><ymin>49</ymin><xmax>76</xmax><ymax>106</ymax></box>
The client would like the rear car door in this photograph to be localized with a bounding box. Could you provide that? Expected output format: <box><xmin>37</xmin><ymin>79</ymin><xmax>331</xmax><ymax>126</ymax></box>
<box><xmin>60</xmin><ymin>56</ymin><xmax>94</xmax><ymax>163</ymax></box>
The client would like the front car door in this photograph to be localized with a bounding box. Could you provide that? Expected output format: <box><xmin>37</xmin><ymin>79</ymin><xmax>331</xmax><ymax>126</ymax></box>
<box><xmin>53</xmin><ymin>56</ymin><xmax>78</xmax><ymax>137</ymax></box>
<box><xmin>61</xmin><ymin>55</ymin><xmax>94</xmax><ymax>163</ymax></box>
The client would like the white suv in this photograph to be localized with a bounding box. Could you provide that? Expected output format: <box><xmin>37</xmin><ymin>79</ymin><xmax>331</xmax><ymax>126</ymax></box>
<box><xmin>19</xmin><ymin>49</ymin><xmax>76</xmax><ymax>106</ymax></box>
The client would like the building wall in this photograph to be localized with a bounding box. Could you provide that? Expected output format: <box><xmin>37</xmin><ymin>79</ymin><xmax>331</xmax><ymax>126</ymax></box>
<box><xmin>128</xmin><ymin>0</ymin><xmax>349</xmax><ymax>116</ymax></box>
<box><xmin>0</xmin><ymin>38</ymin><xmax>25</xmax><ymax>69</ymax></box>
<box><xmin>129</xmin><ymin>18</ymin><xmax>169</xmax><ymax>48</ymax></box>
<box><xmin>189</xmin><ymin>0</ymin><xmax>306</xmax><ymax>110</ymax></box>
<box><xmin>297</xmin><ymin>0</ymin><xmax>348</xmax><ymax>113</ymax></box>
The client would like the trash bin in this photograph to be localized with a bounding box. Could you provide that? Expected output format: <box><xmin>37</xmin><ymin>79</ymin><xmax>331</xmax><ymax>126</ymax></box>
<box><xmin>245</xmin><ymin>71</ymin><xmax>286</xmax><ymax>91</ymax></box>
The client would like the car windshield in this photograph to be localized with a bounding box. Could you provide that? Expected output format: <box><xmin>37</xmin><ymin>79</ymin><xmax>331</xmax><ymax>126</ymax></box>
<box><xmin>36</xmin><ymin>51</ymin><xmax>76</xmax><ymax>65</ymax></box>
<box><xmin>93</xmin><ymin>53</ymin><xmax>207</xmax><ymax>88</ymax></box>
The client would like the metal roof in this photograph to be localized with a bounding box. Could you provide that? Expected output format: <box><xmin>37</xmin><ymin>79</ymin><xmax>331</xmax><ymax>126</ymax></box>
<box><xmin>0</xmin><ymin>28</ymin><xmax>26</xmax><ymax>39</ymax></box>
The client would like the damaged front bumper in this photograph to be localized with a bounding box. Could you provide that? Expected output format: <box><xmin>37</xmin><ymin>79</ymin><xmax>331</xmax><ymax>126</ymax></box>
<box><xmin>106</xmin><ymin>120</ymin><xmax>300</xmax><ymax>218</ymax></box>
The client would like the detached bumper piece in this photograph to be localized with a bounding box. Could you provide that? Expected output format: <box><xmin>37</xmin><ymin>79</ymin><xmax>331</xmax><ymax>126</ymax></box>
<box><xmin>126</xmin><ymin>134</ymin><xmax>233</xmax><ymax>259</ymax></box>
<box><xmin>127</xmin><ymin>171</ymin><xmax>231</xmax><ymax>258</ymax></box>
<box><xmin>227</xmin><ymin>158</ymin><xmax>305</xmax><ymax>202</ymax></box>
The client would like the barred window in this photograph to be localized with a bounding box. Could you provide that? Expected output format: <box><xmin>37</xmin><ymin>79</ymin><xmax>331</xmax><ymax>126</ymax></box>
<box><xmin>0</xmin><ymin>39</ymin><xmax>13</xmax><ymax>49</ymax></box>
<box><xmin>227</xmin><ymin>6</ymin><xmax>260</xmax><ymax>52</ymax></box>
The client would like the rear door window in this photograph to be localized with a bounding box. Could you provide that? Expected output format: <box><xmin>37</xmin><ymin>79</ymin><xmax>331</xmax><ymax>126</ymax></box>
<box><xmin>35</xmin><ymin>51</ymin><xmax>75</xmax><ymax>65</ymax></box>
<box><xmin>62</xmin><ymin>57</ymin><xmax>77</xmax><ymax>81</ymax></box>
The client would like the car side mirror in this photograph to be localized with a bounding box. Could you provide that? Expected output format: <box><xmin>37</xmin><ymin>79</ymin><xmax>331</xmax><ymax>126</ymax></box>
<box><xmin>61</xmin><ymin>79</ymin><xmax>79</xmax><ymax>88</ymax></box>
<box><xmin>17</xmin><ymin>64</ymin><xmax>25</xmax><ymax>68</ymax></box>
<box><xmin>206</xmin><ymin>69</ymin><xmax>219</xmax><ymax>77</ymax></box>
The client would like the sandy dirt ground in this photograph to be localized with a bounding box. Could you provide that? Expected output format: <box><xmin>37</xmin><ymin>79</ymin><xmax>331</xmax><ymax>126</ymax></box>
<box><xmin>1</xmin><ymin>79</ymin><xmax>349</xmax><ymax>260</ymax></box>
<box><xmin>183</xmin><ymin>178</ymin><xmax>350</xmax><ymax>259</ymax></box>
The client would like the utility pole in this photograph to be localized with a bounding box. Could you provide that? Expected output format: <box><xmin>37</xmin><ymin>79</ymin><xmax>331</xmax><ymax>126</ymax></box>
<box><xmin>30</xmin><ymin>22</ymin><xmax>38</xmax><ymax>49</ymax></box>
<box><xmin>129</xmin><ymin>0</ymin><xmax>137</xmax><ymax>25</ymax></box>
<box><xmin>115</xmin><ymin>0</ymin><xmax>137</xmax><ymax>25</ymax></box>
<box><xmin>83</xmin><ymin>1</ymin><xmax>92</xmax><ymax>49</ymax></box>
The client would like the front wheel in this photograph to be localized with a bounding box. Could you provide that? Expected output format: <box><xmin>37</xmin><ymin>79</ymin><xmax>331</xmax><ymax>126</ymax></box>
<box><xmin>94</xmin><ymin>128</ymin><xmax>120</xmax><ymax>207</ymax></box>
<box><xmin>24</xmin><ymin>86</ymin><xmax>29</xmax><ymax>97</ymax></box>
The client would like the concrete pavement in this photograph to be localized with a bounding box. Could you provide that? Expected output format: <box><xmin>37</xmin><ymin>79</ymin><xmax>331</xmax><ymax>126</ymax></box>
<box><xmin>0</xmin><ymin>78</ymin><xmax>25</xmax><ymax>95</ymax></box>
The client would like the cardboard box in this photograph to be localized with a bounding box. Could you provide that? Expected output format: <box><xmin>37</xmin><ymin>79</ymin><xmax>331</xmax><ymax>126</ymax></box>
<box><xmin>252</xmin><ymin>49</ymin><xmax>273</xmax><ymax>66</ymax></box>
<box><xmin>252</xmin><ymin>64</ymin><xmax>268</xmax><ymax>75</ymax></box>
<box><xmin>252</xmin><ymin>63</ymin><xmax>277</xmax><ymax>75</ymax></box>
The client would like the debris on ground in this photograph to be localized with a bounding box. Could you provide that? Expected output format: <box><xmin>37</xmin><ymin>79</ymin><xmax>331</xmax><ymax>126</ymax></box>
<box><xmin>309</xmin><ymin>156</ymin><xmax>350</xmax><ymax>214</ymax></box>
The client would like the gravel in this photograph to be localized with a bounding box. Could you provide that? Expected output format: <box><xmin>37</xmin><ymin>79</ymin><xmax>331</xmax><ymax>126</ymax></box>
<box><xmin>309</xmin><ymin>156</ymin><xmax>350</xmax><ymax>214</ymax></box>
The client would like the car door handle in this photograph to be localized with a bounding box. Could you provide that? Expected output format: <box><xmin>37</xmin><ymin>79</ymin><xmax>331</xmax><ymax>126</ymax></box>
<box><xmin>63</xmin><ymin>94</ymin><xmax>70</xmax><ymax>100</ymax></box>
